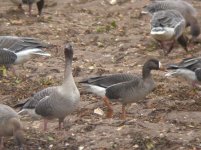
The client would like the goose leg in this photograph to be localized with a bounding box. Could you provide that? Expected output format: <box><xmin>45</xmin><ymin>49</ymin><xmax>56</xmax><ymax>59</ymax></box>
<box><xmin>103</xmin><ymin>97</ymin><xmax>113</xmax><ymax>118</ymax></box>
<box><xmin>120</xmin><ymin>104</ymin><xmax>127</xmax><ymax>120</ymax></box>
<box><xmin>28</xmin><ymin>4</ymin><xmax>32</xmax><ymax>16</ymax></box>
<box><xmin>177</xmin><ymin>35</ymin><xmax>188</xmax><ymax>53</ymax></box>
<box><xmin>18</xmin><ymin>4</ymin><xmax>23</xmax><ymax>11</ymax></box>
<box><xmin>164</xmin><ymin>41</ymin><xmax>175</xmax><ymax>56</ymax></box>
<box><xmin>43</xmin><ymin>119</ymin><xmax>48</xmax><ymax>131</ymax></box>
<box><xmin>0</xmin><ymin>137</ymin><xmax>3</xmax><ymax>149</ymax></box>
<box><xmin>58</xmin><ymin>119</ymin><xmax>64</xmax><ymax>130</ymax></box>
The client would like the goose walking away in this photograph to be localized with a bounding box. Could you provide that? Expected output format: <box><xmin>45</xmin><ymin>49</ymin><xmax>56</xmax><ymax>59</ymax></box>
<box><xmin>165</xmin><ymin>57</ymin><xmax>201</xmax><ymax>87</ymax></box>
<box><xmin>143</xmin><ymin>0</ymin><xmax>200</xmax><ymax>41</ymax></box>
<box><xmin>10</xmin><ymin>0</ymin><xmax>44</xmax><ymax>15</ymax></box>
<box><xmin>80</xmin><ymin>59</ymin><xmax>164</xmax><ymax>119</ymax></box>
<box><xmin>150</xmin><ymin>10</ymin><xmax>187</xmax><ymax>55</ymax></box>
<box><xmin>15</xmin><ymin>44</ymin><xmax>80</xmax><ymax>131</ymax></box>
<box><xmin>0</xmin><ymin>36</ymin><xmax>51</xmax><ymax>74</ymax></box>
<box><xmin>0</xmin><ymin>104</ymin><xmax>24</xmax><ymax>149</ymax></box>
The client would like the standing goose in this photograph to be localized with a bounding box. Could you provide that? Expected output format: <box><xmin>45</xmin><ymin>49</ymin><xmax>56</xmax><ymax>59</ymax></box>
<box><xmin>0</xmin><ymin>104</ymin><xmax>24</xmax><ymax>149</ymax></box>
<box><xmin>16</xmin><ymin>44</ymin><xmax>80</xmax><ymax>130</ymax></box>
<box><xmin>80</xmin><ymin>59</ymin><xmax>163</xmax><ymax>119</ymax></box>
<box><xmin>10</xmin><ymin>0</ymin><xmax>44</xmax><ymax>16</ymax></box>
<box><xmin>150</xmin><ymin>10</ymin><xmax>187</xmax><ymax>55</ymax></box>
<box><xmin>0</xmin><ymin>36</ymin><xmax>51</xmax><ymax>74</ymax></box>
<box><xmin>144</xmin><ymin>0</ymin><xmax>200</xmax><ymax>41</ymax></box>
<box><xmin>165</xmin><ymin>57</ymin><xmax>201</xmax><ymax>87</ymax></box>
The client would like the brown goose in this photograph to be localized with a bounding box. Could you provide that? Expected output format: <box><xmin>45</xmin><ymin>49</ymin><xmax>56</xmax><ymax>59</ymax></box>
<box><xmin>0</xmin><ymin>104</ymin><xmax>24</xmax><ymax>149</ymax></box>
<box><xmin>80</xmin><ymin>59</ymin><xmax>163</xmax><ymax>119</ymax></box>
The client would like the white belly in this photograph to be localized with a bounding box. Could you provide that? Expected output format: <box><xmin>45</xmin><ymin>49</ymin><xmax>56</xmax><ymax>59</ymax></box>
<box><xmin>151</xmin><ymin>27</ymin><xmax>175</xmax><ymax>41</ymax></box>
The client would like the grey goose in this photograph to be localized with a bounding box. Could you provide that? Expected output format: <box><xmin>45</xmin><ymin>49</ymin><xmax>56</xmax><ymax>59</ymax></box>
<box><xmin>0</xmin><ymin>104</ymin><xmax>24</xmax><ymax>149</ymax></box>
<box><xmin>144</xmin><ymin>0</ymin><xmax>200</xmax><ymax>41</ymax></box>
<box><xmin>10</xmin><ymin>0</ymin><xmax>44</xmax><ymax>15</ymax></box>
<box><xmin>0</xmin><ymin>36</ymin><xmax>51</xmax><ymax>73</ymax></box>
<box><xmin>165</xmin><ymin>57</ymin><xmax>201</xmax><ymax>87</ymax></box>
<box><xmin>15</xmin><ymin>44</ymin><xmax>80</xmax><ymax>130</ymax></box>
<box><xmin>150</xmin><ymin>10</ymin><xmax>187</xmax><ymax>55</ymax></box>
<box><xmin>80</xmin><ymin>59</ymin><xmax>164</xmax><ymax>119</ymax></box>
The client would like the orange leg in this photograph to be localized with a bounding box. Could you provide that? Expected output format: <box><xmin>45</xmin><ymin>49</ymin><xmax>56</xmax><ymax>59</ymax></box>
<box><xmin>120</xmin><ymin>104</ymin><xmax>127</xmax><ymax>120</ymax></box>
<box><xmin>103</xmin><ymin>97</ymin><xmax>113</xmax><ymax>118</ymax></box>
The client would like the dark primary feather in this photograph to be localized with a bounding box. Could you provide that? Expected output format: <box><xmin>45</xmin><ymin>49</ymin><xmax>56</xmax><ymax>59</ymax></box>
<box><xmin>0</xmin><ymin>49</ymin><xmax>17</xmax><ymax>65</ymax></box>
<box><xmin>0</xmin><ymin>36</ymin><xmax>49</xmax><ymax>52</ymax></box>
<box><xmin>167</xmin><ymin>57</ymin><xmax>201</xmax><ymax>71</ymax></box>
<box><xmin>79</xmin><ymin>74</ymin><xmax>136</xmax><ymax>88</ymax></box>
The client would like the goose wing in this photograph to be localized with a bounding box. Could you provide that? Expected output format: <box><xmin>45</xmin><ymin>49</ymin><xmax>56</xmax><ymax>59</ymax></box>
<box><xmin>167</xmin><ymin>57</ymin><xmax>201</xmax><ymax>71</ymax></box>
<box><xmin>16</xmin><ymin>87</ymin><xmax>57</xmax><ymax>110</ymax></box>
<box><xmin>105</xmin><ymin>76</ymin><xmax>142</xmax><ymax>101</ymax></box>
<box><xmin>79</xmin><ymin>73</ymin><xmax>136</xmax><ymax>88</ymax></box>
<box><xmin>0</xmin><ymin>36</ymin><xmax>49</xmax><ymax>53</ymax></box>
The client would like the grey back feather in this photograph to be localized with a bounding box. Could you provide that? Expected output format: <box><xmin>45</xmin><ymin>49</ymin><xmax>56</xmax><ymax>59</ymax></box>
<box><xmin>145</xmin><ymin>0</ymin><xmax>197</xmax><ymax>17</ymax></box>
<box><xmin>0</xmin><ymin>36</ymin><xmax>48</xmax><ymax>52</ymax></box>
<box><xmin>21</xmin><ymin>86</ymin><xmax>57</xmax><ymax>109</ymax></box>
<box><xmin>79</xmin><ymin>74</ymin><xmax>137</xmax><ymax>88</ymax></box>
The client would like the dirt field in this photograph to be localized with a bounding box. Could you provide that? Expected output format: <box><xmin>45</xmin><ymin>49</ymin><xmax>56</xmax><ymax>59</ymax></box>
<box><xmin>1</xmin><ymin>0</ymin><xmax>201</xmax><ymax>149</ymax></box>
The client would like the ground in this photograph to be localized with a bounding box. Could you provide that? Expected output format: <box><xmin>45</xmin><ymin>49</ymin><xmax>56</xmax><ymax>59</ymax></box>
<box><xmin>0</xmin><ymin>0</ymin><xmax>201</xmax><ymax>149</ymax></box>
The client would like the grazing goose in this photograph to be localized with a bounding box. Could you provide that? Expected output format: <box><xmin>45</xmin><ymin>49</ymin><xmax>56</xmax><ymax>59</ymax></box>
<box><xmin>16</xmin><ymin>44</ymin><xmax>80</xmax><ymax>130</ymax></box>
<box><xmin>80</xmin><ymin>59</ymin><xmax>163</xmax><ymax>119</ymax></box>
<box><xmin>0</xmin><ymin>36</ymin><xmax>51</xmax><ymax>74</ymax></box>
<box><xmin>144</xmin><ymin>0</ymin><xmax>200</xmax><ymax>41</ymax></box>
<box><xmin>165</xmin><ymin>57</ymin><xmax>201</xmax><ymax>87</ymax></box>
<box><xmin>150</xmin><ymin>10</ymin><xmax>187</xmax><ymax>55</ymax></box>
<box><xmin>10</xmin><ymin>0</ymin><xmax>44</xmax><ymax>15</ymax></box>
<box><xmin>0</xmin><ymin>104</ymin><xmax>24</xmax><ymax>149</ymax></box>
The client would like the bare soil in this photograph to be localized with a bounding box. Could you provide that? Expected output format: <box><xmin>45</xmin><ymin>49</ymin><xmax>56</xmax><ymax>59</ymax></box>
<box><xmin>1</xmin><ymin>0</ymin><xmax>201</xmax><ymax>149</ymax></box>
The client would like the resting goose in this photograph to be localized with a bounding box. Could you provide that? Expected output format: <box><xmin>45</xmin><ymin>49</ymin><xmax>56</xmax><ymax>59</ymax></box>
<box><xmin>80</xmin><ymin>59</ymin><xmax>163</xmax><ymax>119</ymax></box>
<box><xmin>150</xmin><ymin>10</ymin><xmax>187</xmax><ymax>55</ymax></box>
<box><xmin>144</xmin><ymin>0</ymin><xmax>200</xmax><ymax>41</ymax></box>
<box><xmin>0</xmin><ymin>104</ymin><xmax>24</xmax><ymax>149</ymax></box>
<box><xmin>0</xmin><ymin>36</ymin><xmax>51</xmax><ymax>73</ymax></box>
<box><xmin>165</xmin><ymin>57</ymin><xmax>201</xmax><ymax>87</ymax></box>
<box><xmin>16</xmin><ymin>44</ymin><xmax>80</xmax><ymax>130</ymax></box>
<box><xmin>10</xmin><ymin>0</ymin><xmax>44</xmax><ymax>15</ymax></box>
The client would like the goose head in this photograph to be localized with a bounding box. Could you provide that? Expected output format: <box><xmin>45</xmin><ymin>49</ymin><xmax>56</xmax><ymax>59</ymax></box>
<box><xmin>64</xmin><ymin>44</ymin><xmax>73</xmax><ymax>61</ymax></box>
<box><xmin>143</xmin><ymin>59</ymin><xmax>162</xmax><ymax>70</ymax></box>
<box><xmin>142</xmin><ymin>59</ymin><xmax>164</xmax><ymax>79</ymax></box>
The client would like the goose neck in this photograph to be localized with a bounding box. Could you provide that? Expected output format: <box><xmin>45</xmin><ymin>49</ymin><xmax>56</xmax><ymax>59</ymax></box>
<box><xmin>142</xmin><ymin>66</ymin><xmax>151</xmax><ymax>79</ymax></box>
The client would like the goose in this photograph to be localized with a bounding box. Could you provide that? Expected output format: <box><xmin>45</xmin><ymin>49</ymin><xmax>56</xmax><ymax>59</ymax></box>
<box><xmin>165</xmin><ymin>57</ymin><xmax>201</xmax><ymax>87</ymax></box>
<box><xmin>143</xmin><ymin>0</ymin><xmax>200</xmax><ymax>41</ymax></box>
<box><xmin>0</xmin><ymin>104</ymin><xmax>24</xmax><ymax>149</ymax></box>
<box><xmin>150</xmin><ymin>10</ymin><xmax>187</xmax><ymax>55</ymax></box>
<box><xmin>80</xmin><ymin>59</ymin><xmax>164</xmax><ymax>119</ymax></box>
<box><xmin>15</xmin><ymin>44</ymin><xmax>80</xmax><ymax>130</ymax></box>
<box><xmin>0</xmin><ymin>36</ymin><xmax>51</xmax><ymax>74</ymax></box>
<box><xmin>10</xmin><ymin>0</ymin><xmax>44</xmax><ymax>15</ymax></box>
